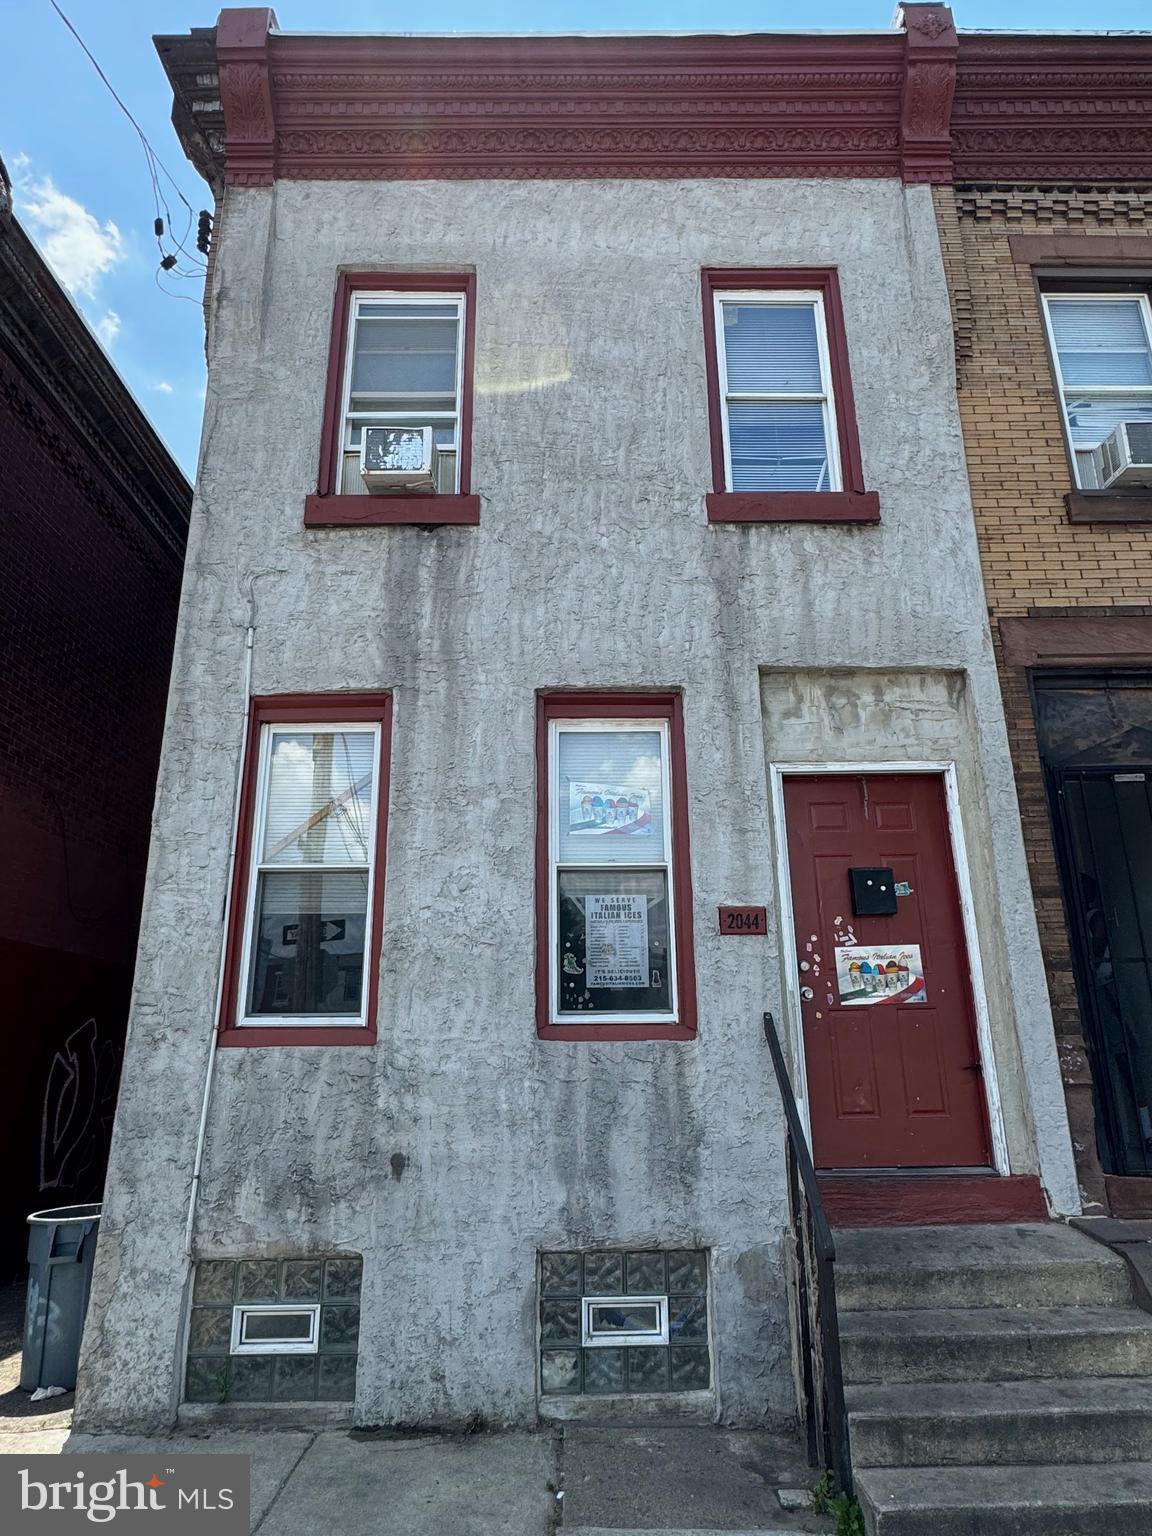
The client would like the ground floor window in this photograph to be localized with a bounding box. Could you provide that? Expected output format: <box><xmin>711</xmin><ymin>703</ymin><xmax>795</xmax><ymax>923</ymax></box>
<box><xmin>536</xmin><ymin>693</ymin><xmax>697</xmax><ymax>1039</ymax></box>
<box><xmin>539</xmin><ymin>1249</ymin><xmax>710</xmax><ymax>1395</ymax></box>
<box><xmin>185</xmin><ymin>1255</ymin><xmax>362</xmax><ymax>1404</ymax></box>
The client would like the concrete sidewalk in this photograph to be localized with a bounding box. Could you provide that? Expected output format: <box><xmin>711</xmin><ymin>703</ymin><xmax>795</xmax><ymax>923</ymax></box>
<box><xmin>58</xmin><ymin>1425</ymin><xmax>834</xmax><ymax>1535</ymax></box>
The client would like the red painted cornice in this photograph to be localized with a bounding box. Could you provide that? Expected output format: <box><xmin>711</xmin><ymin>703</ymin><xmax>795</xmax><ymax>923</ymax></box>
<box><xmin>952</xmin><ymin>31</ymin><xmax>1152</xmax><ymax>184</ymax></box>
<box><xmin>159</xmin><ymin>6</ymin><xmax>1152</xmax><ymax>188</ymax></box>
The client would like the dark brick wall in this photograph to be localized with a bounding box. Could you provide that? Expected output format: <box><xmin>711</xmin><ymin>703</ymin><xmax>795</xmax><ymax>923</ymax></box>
<box><xmin>0</xmin><ymin>348</ymin><xmax>185</xmax><ymax>1275</ymax></box>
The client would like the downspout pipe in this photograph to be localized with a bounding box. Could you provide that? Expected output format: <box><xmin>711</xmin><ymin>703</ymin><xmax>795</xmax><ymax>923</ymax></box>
<box><xmin>183</xmin><ymin>570</ymin><xmax>279</xmax><ymax>1258</ymax></box>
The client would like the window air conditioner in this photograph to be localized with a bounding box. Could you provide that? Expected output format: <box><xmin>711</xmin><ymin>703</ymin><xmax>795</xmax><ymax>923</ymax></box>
<box><xmin>360</xmin><ymin>426</ymin><xmax>437</xmax><ymax>494</ymax></box>
<box><xmin>1092</xmin><ymin>421</ymin><xmax>1152</xmax><ymax>490</ymax></box>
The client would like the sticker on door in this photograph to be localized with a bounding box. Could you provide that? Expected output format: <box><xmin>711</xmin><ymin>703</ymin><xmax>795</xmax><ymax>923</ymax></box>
<box><xmin>834</xmin><ymin>945</ymin><xmax>926</xmax><ymax>1006</ymax></box>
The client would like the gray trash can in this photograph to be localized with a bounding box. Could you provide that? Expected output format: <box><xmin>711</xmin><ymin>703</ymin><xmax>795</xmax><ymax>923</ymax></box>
<box><xmin>21</xmin><ymin>1203</ymin><xmax>101</xmax><ymax>1393</ymax></box>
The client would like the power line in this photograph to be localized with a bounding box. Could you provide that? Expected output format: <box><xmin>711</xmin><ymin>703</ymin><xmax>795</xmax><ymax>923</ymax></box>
<box><xmin>46</xmin><ymin>0</ymin><xmax>206</xmax><ymax>273</ymax></box>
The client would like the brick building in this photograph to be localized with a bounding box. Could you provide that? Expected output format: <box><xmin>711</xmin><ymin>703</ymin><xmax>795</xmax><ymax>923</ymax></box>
<box><xmin>0</xmin><ymin>156</ymin><xmax>192</xmax><ymax>1276</ymax></box>
<box><xmin>934</xmin><ymin>60</ymin><xmax>1152</xmax><ymax>1214</ymax></box>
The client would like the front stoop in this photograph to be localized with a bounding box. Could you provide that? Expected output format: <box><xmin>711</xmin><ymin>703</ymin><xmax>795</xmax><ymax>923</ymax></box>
<box><xmin>857</xmin><ymin>1464</ymin><xmax>1152</xmax><ymax>1536</ymax></box>
<box><xmin>835</xmin><ymin>1223</ymin><xmax>1152</xmax><ymax>1534</ymax></box>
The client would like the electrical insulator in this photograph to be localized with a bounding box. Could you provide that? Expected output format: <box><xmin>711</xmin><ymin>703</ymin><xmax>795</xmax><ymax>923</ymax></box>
<box><xmin>196</xmin><ymin>209</ymin><xmax>213</xmax><ymax>255</ymax></box>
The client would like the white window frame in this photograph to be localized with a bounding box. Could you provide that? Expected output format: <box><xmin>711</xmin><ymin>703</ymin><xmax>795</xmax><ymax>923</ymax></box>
<box><xmin>339</xmin><ymin>289</ymin><xmax>466</xmax><ymax>493</ymax></box>
<box><xmin>235</xmin><ymin>720</ymin><xmax>383</xmax><ymax>1030</ymax></box>
<box><xmin>1042</xmin><ymin>290</ymin><xmax>1152</xmax><ymax>489</ymax></box>
<box><xmin>712</xmin><ymin>289</ymin><xmax>842</xmax><ymax>494</ymax></box>
<box><xmin>547</xmin><ymin>718</ymin><xmax>678</xmax><ymax>1027</ymax></box>
<box><xmin>581</xmin><ymin>1295</ymin><xmax>669</xmax><ymax>1348</ymax></box>
<box><xmin>230</xmin><ymin>1303</ymin><xmax>321</xmax><ymax>1356</ymax></box>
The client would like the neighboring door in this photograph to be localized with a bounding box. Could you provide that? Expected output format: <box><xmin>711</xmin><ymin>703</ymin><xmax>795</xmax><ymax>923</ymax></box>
<box><xmin>1051</xmin><ymin>769</ymin><xmax>1152</xmax><ymax>1177</ymax></box>
<box><xmin>783</xmin><ymin>773</ymin><xmax>991</xmax><ymax>1170</ymax></box>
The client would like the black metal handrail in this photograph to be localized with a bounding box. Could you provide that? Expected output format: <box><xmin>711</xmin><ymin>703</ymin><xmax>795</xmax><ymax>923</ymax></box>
<box><xmin>763</xmin><ymin>1012</ymin><xmax>852</xmax><ymax>1496</ymax></box>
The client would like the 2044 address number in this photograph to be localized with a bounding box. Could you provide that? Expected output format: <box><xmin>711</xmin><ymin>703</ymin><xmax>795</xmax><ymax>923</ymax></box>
<box><xmin>718</xmin><ymin>905</ymin><xmax>768</xmax><ymax>935</ymax></box>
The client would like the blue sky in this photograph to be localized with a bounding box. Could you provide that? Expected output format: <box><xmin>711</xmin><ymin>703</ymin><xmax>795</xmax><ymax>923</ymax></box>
<box><xmin>3</xmin><ymin>0</ymin><xmax>1149</xmax><ymax>479</ymax></box>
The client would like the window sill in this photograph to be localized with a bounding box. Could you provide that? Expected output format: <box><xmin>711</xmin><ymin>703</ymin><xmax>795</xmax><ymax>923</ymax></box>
<box><xmin>304</xmin><ymin>494</ymin><xmax>480</xmax><ymax>527</ymax></box>
<box><xmin>1066</xmin><ymin>491</ymin><xmax>1152</xmax><ymax>525</ymax></box>
<box><xmin>706</xmin><ymin>491</ymin><xmax>880</xmax><ymax>524</ymax></box>
<box><xmin>218</xmin><ymin>1026</ymin><xmax>376</xmax><ymax>1048</ymax></box>
<box><xmin>538</xmin><ymin>1022</ymin><xmax>697</xmax><ymax>1041</ymax></box>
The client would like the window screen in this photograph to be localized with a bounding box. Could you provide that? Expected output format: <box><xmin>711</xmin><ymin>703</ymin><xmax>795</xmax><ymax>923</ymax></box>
<box><xmin>1044</xmin><ymin>294</ymin><xmax>1152</xmax><ymax>487</ymax></box>
<box><xmin>715</xmin><ymin>293</ymin><xmax>840</xmax><ymax>493</ymax></box>
<box><xmin>241</xmin><ymin>726</ymin><xmax>379</xmax><ymax>1025</ymax></box>
<box><xmin>341</xmin><ymin>293</ymin><xmax>464</xmax><ymax>493</ymax></box>
<box><xmin>550</xmin><ymin>722</ymin><xmax>677</xmax><ymax>1021</ymax></box>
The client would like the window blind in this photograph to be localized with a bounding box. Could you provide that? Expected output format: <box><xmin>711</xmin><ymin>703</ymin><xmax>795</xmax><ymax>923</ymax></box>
<box><xmin>728</xmin><ymin>402</ymin><xmax>829</xmax><ymax>492</ymax></box>
<box><xmin>555</xmin><ymin>729</ymin><xmax>666</xmax><ymax>865</ymax></box>
<box><xmin>1049</xmin><ymin>299</ymin><xmax>1152</xmax><ymax>388</ymax></box>
<box><xmin>722</xmin><ymin>303</ymin><xmax>823</xmax><ymax>393</ymax></box>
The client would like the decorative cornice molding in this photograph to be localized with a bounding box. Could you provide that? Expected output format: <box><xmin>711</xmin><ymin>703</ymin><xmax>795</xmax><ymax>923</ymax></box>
<box><xmin>217</xmin><ymin>8</ymin><xmax>278</xmax><ymax>187</ymax></box>
<box><xmin>899</xmin><ymin>3</ymin><xmax>958</xmax><ymax>184</ymax></box>
<box><xmin>157</xmin><ymin>6</ymin><xmax>1152</xmax><ymax>188</ymax></box>
<box><xmin>955</xmin><ymin>185</ymin><xmax>1152</xmax><ymax>224</ymax></box>
<box><xmin>951</xmin><ymin>31</ymin><xmax>1152</xmax><ymax>184</ymax></box>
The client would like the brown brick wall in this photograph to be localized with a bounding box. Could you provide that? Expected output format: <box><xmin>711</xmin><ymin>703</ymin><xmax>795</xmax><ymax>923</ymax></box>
<box><xmin>934</xmin><ymin>185</ymin><xmax>1152</xmax><ymax>1209</ymax></box>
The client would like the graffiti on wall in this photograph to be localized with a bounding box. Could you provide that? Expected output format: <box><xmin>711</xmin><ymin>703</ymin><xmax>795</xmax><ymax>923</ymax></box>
<box><xmin>40</xmin><ymin>1017</ymin><xmax>121</xmax><ymax>1195</ymax></box>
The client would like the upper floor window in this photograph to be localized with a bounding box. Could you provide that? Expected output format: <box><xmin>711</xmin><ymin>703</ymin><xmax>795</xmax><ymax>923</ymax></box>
<box><xmin>712</xmin><ymin>290</ymin><xmax>841</xmax><ymax>493</ymax></box>
<box><xmin>701</xmin><ymin>269</ymin><xmax>875</xmax><ymax>522</ymax></box>
<box><xmin>536</xmin><ymin>694</ymin><xmax>696</xmax><ymax>1040</ymax></box>
<box><xmin>220</xmin><ymin>694</ymin><xmax>391</xmax><ymax>1046</ymax></box>
<box><xmin>340</xmin><ymin>290</ymin><xmax>464</xmax><ymax>494</ymax></box>
<box><xmin>1042</xmin><ymin>291</ymin><xmax>1152</xmax><ymax>489</ymax></box>
<box><xmin>314</xmin><ymin>272</ymin><xmax>476</xmax><ymax>514</ymax></box>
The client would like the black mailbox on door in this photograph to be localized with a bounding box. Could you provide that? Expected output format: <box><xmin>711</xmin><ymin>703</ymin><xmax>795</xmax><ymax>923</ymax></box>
<box><xmin>849</xmin><ymin>867</ymin><xmax>898</xmax><ymax>917</ymax></box>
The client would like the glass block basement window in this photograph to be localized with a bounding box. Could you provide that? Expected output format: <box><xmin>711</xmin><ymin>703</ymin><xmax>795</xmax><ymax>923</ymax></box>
<box><xmin>185</xmin><ymin>1255</ymin><xmax>362</xmax><ymax>1405</ymax></box>
<box><xmin>540</xmin><ymin>1249</ymin><xmax>710</xmax><ymax>1395</ymax></box>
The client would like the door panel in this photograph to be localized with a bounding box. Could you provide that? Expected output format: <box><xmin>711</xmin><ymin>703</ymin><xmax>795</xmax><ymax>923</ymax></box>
<box><xmin>1055</xmin><ymin>770</ymin><xmax>1152</xmax><ymax>1176</ymax></box>
<box><xmin>783</xmin><ymin>773</ymin><xmax>991</xmax><ymax>1170</ymax></box>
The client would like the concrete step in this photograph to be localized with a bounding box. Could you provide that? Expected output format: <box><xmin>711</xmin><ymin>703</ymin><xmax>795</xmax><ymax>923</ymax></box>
<box><xmin>834</xmin><ymin>1222</ymin><xmax>1132</xmax><ymax>1312</ymax></box>
<box><xmin>855</xmin><ymin>1462</ymin><xmax>1152</xmax><ymax>1535</ymax></box>
<box><xmin>840</xmin><ymin>1305</ymin><xmax>1152</xmax><ymax>1384</ymax></box>
<box><xmin>847</xmin><ymin>1377</ymin><xmax>1152</xmax><ymax>1467</ymax></box>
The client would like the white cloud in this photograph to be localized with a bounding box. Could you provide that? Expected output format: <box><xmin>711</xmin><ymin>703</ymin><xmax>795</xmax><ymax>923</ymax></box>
<box><xmin>17</xmin><ymin>173</ymin><xmax>125</xmax><ymax>299</ymax></box>
<box><xmin>94</xmin><ymin>310</ymin><xmax>120</xmax><ymax>348</ymax></box>
<box><xmin>12</xmin><ymin>152</ymin><xmax>30</xmax><ymax>171</ymax></box>
<box><xmin>154</xmin><ymin>380</ymin><xmax>174</xmax><ymax>395</ymax></box>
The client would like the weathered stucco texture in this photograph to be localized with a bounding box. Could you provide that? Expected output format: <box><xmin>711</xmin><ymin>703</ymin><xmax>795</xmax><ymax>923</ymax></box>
<box><xmin>76</xmin><ymin>177</ymin><xmax>1077</xmax><ymax>1433</ymax></box>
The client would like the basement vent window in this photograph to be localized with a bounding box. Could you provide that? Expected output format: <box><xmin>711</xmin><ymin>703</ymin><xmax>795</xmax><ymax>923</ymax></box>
<box><xmin>231</xmin><ymin>1305</ymin><xmax>319</xmax><ymax>1355</ymax></box>
<box><xmin>582</xmin><ymin>1296</ymin><xmax>668</xmax><ymax>1348</ymax></box>
<box><xmin>540</xmin><ymin>1249</ymin><xmax>710</xmax><ymax>1396</ymax></box>
<box><xmin>185</xmin><ymin>1255</ymin><xmax>362</xmax><ymax>1405</ymax></box>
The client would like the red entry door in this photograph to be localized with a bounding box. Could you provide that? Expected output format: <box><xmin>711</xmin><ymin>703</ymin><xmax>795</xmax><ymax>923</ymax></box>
<box><xmin>783</xmin><ymin>773</ymin><xmax>991</xmax><ymax>1170</ymax></box>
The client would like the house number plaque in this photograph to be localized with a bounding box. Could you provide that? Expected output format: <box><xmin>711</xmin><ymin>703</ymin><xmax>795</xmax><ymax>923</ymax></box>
<box><xmin>718</xmin><ymin>905</ymin><xmax>768</xmax><ymax>934</ymax></box>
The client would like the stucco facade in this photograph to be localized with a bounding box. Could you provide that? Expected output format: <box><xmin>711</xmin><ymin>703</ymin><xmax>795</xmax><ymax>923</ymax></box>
<box><xmin>75</xmin><ymin>165</ymin><xmax>1077</xmax><ymax>1432</ymax></box>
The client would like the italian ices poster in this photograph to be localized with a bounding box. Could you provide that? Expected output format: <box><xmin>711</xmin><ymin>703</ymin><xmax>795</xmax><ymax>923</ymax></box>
<box><xmin>569</xmin><ymin>782</ymin><xmax>653</xmax><ymax>836</ymax></box>
<box><xmin>834</xmin><ymin>945</ymin><xmax>926</xmax><ymax>1006</ymax></box>
<box><xmin>585</xmin><ymin>894</ymin><xmax>648</xmax><ymax>988</ymax></box>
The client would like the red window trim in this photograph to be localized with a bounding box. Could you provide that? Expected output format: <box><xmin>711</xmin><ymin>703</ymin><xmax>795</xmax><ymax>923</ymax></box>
<box><xmin>218</xmin><ymin>692</ymin><xmax>392</xmax><ymax>1048</ymax></box>
<box><xmin>535</xmin><ymin>691</ymin><xmax>697</xmax><ymax>1042</ymax></box>
<box><xmin>701</xmin><ymin>268</ymin><xmax>875</xmax><ymax>523</ymax></box>
<box><xmin>313</xmin><ymin>270</ymin><xmax>478</xmax><ymax>527</ymax></box>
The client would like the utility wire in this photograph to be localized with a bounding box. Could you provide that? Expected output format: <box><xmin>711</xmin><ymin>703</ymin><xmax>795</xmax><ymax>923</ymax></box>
<box><xmin>46</xmin><ymin>0</ymin><xmax>206</xmax><ymax>273</ymax></box>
